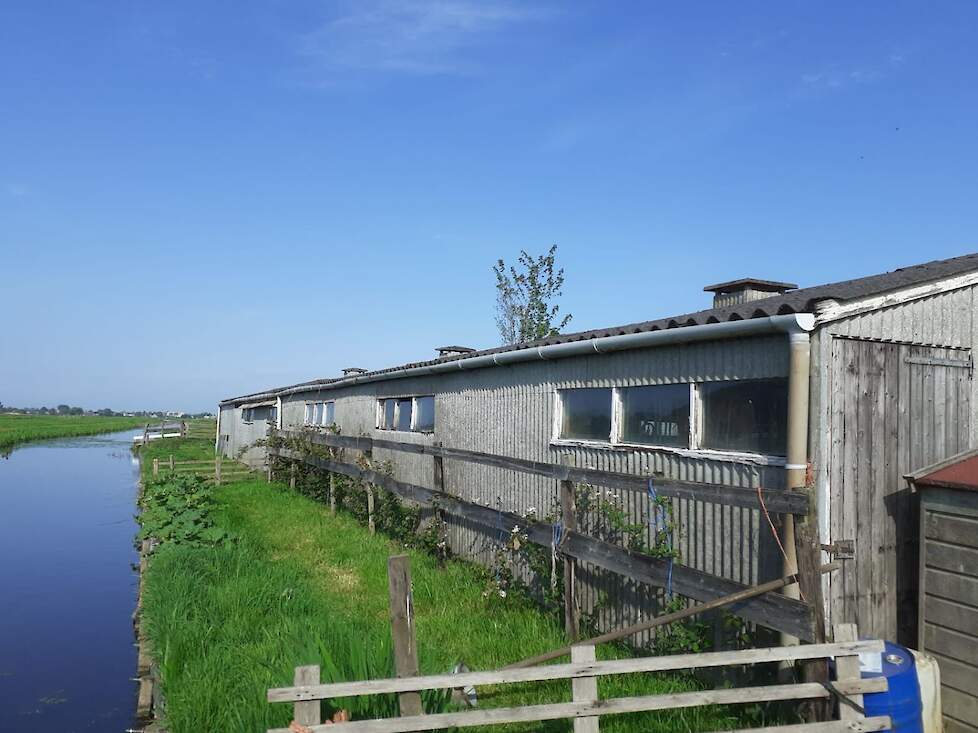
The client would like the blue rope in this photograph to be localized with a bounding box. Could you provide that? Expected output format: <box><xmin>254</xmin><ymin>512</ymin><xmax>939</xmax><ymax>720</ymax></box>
<box><xmin>648</xmin><ymin>478</ymin><xmax>674</xmax><ymax>600</ymax></box>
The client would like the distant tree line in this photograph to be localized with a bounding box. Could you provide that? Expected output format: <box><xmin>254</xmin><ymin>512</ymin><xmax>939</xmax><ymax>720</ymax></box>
<box><xmin>0</xmin><ymin>402</ymin><xmax>214</xmax><ymax>419</ymax></box>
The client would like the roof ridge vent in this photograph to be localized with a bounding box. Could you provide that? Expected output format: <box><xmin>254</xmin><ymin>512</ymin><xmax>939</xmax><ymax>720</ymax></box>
<box><xmin>436</xmin><ymin>345</ymin><xmax>476</xmax><ymax>357</ymax></box>
<box><xmin>342</xmin><ymin>367</ymin><xmax>368</xmax><ymax>376</ymax></box>
<box><xmin>703</xmin><ymin>278</ymin><xmax>798</xmax><ymax>308</ymax></box>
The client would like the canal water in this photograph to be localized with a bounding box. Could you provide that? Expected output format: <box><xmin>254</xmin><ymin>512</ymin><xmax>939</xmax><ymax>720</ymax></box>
<box><xmin>0</xmin><ymin>431</ymin><xmax>141</xmax><ymax>731</ymax></box>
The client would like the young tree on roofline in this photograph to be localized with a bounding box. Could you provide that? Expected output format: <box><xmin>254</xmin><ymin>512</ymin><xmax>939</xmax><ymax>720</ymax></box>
<box><xmin>493</xmin><ymin>245</ymin><xmax>573</xmax><ymax>345</ymax></box>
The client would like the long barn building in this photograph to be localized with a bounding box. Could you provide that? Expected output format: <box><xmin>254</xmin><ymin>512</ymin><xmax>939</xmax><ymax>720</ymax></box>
<box><xmin>219</xmin><ymin>253</ymin><xmax>978</xmax><ymax>647</ymax></box>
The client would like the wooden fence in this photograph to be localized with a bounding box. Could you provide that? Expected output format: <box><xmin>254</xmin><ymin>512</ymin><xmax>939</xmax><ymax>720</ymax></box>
<box><xmin>267</xmin><ymin>623</ymin><xmax>887</xmax><ymax>733</ymax></box>
<box><xmin>152</xmin><ymin>455</ymin><xmax>257</xmax><ymax>485</ymax></box>
<box><xmin>268</xmin><ymin>429</ymin><xmax>821</xmax><ymax>642</ymax></box>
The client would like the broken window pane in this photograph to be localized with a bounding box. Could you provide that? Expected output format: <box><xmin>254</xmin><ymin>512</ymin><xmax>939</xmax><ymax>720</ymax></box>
<box><xmin>700</xmin><ymin>379</ymin><xmax>788</xmax><ymax>455</ymax></box>
<box><xmin>559</xmin><ymin>388</ymin><xmax>612</xmax><ymax>441</ymax></box>
<box><xmin>621</xmin><ymin>384</ymin><xmax>689</xmax><ymax>447</ymax></box>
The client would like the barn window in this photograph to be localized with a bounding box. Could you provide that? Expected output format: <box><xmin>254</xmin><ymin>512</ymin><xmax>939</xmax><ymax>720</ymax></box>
<box><xmin>313</xmin><ymin>402</ymin><xmax>323</xmax><ymax>425</ymax></box>
<box><xmin>395</xmin><ymin>399</ymin><xmax>413</xmax><ymax>431</ymax></box>
<box><xmin>304</xmin><ymin>403</ymin><xmax>314</xmax><ymax>425</ymax></box>
<box><xmin>620</xmin><ymin>384</ymin><xmax>690</xmax><ymax>447</ymax></box>
<box><xmin>376</xmin><ymin>396</ymin><xmax>435</xmax><ymax>432</ymax></box>
<box><xmin>558</xmin><ymin>388</ymin><xmax>613</xmax><ymax>442</ymax></box>
<box><xmin>323</xmin><ymin>401</ymin><xmax>335</xmax><ymax>426</ymax></box>
<box><xmin>414</xmin><ymin>396</ymin><xmax>435</xmax><ymax>432</ymax></box>
<box><xmin>699</xmin><ymin>379</ymin><xmax>788</xmax><ymax>455</ymax></box>
<box><xmin>242</xmin><ymin>407</ymin><xmax>254</xmax><ymax>423</ymax></box>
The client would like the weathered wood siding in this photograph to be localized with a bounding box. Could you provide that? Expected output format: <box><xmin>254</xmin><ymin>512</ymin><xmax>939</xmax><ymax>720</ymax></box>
<box><xmin>268</xmin><ymin>335</ymin><xmax>790</xmax><ymax>643</ymax></box>
<box><xmin>919</xmin><ymin>487</ymin><xmax>978</xmax><ymax>733</ymax></box>
<box><xmin>812</xmin><ymin>285</ymin><xmax>978</xmax><ymax>644</ymax></box>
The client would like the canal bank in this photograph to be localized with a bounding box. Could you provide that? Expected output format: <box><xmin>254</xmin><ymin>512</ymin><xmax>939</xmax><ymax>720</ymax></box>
<box><xmin>0</xmin><ymin>431</ymin><xmax>142</xmax><ymax>731</ymax></box>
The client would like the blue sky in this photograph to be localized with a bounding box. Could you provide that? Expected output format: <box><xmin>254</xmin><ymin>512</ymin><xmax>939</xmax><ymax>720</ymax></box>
<box><xmin>2</xmin><ymin>1</ymin><xmax>977</xmax><ymax>412</ymax></box>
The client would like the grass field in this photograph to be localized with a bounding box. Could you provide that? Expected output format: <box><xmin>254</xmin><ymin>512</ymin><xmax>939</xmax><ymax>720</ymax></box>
<box><xmin>0</xmin><ymin>413</ymin><xmax>148</xmax><ymax>451</ymax></box>
<box><xmin>138</xmin><ymin>438</ymin><xmax>768</xmax><ymax>732</ymax></box>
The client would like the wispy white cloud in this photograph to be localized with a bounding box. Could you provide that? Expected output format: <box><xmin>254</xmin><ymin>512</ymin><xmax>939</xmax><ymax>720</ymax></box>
<box><xmin>297</xmin><ymin>1</ymin><xmax>546</xmax><ymax>77</ymax></box>
<box><xmin>801</xmin><ymin>50</ymin><xmax>906</xmax><ymax>91</ymax></box>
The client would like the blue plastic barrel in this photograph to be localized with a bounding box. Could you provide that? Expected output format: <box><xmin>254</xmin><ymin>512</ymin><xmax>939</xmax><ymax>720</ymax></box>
<box><xmin>861</xmin><ymin>641</ymin><xmax>924</xmax><ymax>733</ymax></box>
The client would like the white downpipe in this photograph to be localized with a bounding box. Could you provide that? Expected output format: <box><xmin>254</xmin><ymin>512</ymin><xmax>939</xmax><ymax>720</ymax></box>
<box><xmin>221</xmin><ymin>314</ymin><xmax>816</xmax><ymax>406</ymax></box>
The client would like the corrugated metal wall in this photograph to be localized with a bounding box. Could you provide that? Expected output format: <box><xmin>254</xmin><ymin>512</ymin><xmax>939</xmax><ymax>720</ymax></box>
<box><xmin>250</xmin><ymin>334</ymin><xmax>792</xmax><ymax>644</ymax></box>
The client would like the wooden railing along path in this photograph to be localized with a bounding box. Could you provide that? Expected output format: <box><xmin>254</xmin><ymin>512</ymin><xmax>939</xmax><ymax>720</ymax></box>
<box><xmin>152</xmin><ymin>455</ymin><xmax>257</xmax><ymax>485</ymax></box>
<box><xmin>269</xmin><ymin>429</ymin><xmax>820</xmax><ymax>642</ymax></box>
<box><xmin>267</xmin><ymin>624</ymin><xmax>888</xmax><ymax>733</ymax></box>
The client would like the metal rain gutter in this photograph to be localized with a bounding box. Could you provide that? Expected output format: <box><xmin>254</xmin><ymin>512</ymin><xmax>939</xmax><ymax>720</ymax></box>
<box><xmin>221</xmin><ymin>313</ymin><xmax>816</xmax><ymax>405</ymax></box>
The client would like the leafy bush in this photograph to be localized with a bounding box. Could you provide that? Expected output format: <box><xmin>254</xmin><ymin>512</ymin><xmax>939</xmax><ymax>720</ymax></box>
<box><xmin>138</xmin><ymin>475</ymin><xmax>236</xmax><ymax>546</ymax></box>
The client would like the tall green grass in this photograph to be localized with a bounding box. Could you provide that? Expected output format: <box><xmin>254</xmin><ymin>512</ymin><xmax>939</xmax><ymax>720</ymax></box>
<box><xmin>0</xmin><ymin>414</ymin><xmax>147</xmax><ymax>451</ymax></box>
<box><xmin>142</xmin><ymin>478</ymin><xmax>748</xmax><ymax>732</ymax></box>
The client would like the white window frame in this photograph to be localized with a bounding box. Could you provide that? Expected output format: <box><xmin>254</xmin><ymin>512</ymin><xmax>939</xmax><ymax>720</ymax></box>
<box><xmin>322</xmin><ymin>401</ymin><xmax>335</xmax><ymax>426</ymax></box>
<box><xmin>375</xmin><ymin>395</ymin><xmax>435</xmax><ymax>434</ymax></box>
<box><xmin>551</xmin><ymin>382</ymin><xmax>787</xmax><ymax>467</ymax></box>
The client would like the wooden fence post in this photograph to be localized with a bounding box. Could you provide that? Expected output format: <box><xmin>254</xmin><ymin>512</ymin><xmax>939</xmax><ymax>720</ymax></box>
<box><xmin>169</xmin><ymin>454</ymin><xmax>174</xmax><ymax>471</ymax></box>
<box><xmin>795</xmin><ymin>518</ymin><xmax>829</xmax><ymax>719</ymax></box>
<box><xmin>329</xmin><ymin>473</ymin><xmax>337</xmax><ymax>515</ymax></box>
<box><xmin>365</xmin><ymin>448</ymin><xmax>376</xmax><ymax>534</ymax></box>
<box><xmin>571</xmin><ymin>644</ymin><xmax>599</xmax><ymax>733</ymax></box>
<box><xmin>215</xmin><ymin>458</ymin><xmax>222</xmax><ymax>486</ymax></box>
<box><xmin>289</xmin><ymin>462</ymin><xmax>296</xmax><ymax>490</ymax></box>
<box><xmin>368</xmin><ymin>486</ymin><xmax>376</xmax><ymax>534</ymax></box>
<box><xmin>387</xmin><ymin>555</ymin><xmax>423</xmax><ymax>718</ymax></box>
<box><xmin>151</xmin><ymin>458</ymin><xmax>159</xmax><ymax>477</ymax></box>
<box><xmin>560</xmin><ymin>460</ymin><xmax>580</xmax><ymax>639</ymax></box>
<box><xmin>293</xmin><ymin>664</ymin><xmax>322</xmax><ymax>727</ymax></box>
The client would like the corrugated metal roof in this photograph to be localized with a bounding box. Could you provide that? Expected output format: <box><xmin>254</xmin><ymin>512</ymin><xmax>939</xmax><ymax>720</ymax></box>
<box><xmin>223</xmin><ymin>252</ymin><xmax>978</xmax><ymax>404</ymax></box>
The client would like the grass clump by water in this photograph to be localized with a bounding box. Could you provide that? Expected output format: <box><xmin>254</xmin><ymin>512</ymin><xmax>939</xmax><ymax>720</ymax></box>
<box><xmin>0</xmin><ymin>414</ymin><xmax>146</xmax><ymax>451</ymax></box>
<box><xmin>141</xmin><ymin>470</ymin><xmax>748</xmax><ymax>733</ymax></box>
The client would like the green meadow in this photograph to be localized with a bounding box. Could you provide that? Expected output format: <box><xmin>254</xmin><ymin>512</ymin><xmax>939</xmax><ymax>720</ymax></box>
<box><xmin>0</xmin><ymin>413</ymin><xmax>147</xmax><ymax>451</ymax></box>
<box><xmin>137</xmin><ymin>437</ymin><xmax>769</xmax><ymax>732</ymax></box>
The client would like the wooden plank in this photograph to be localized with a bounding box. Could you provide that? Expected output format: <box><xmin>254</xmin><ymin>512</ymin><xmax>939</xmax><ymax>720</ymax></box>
<box><xmin>923</xmin><ymin>622</ymin><xmax>978</xmax><ymax>667</ymax></box>
<box><xmin>930</xmin><ymin>653</ymin><xmax>978</xmax><ymax>697</ymax></box>
<box><xmin>926</xmin><ymin>541</ymin><xmax>978</xmax><ymax>577</ymax></box>
<box><xmin>924</xmin><ymin>568</ymin><xmax>978</xmax><ymax>607</ymax></box>
<box><xmin>275</xmin><ymin>430</ymin><xmax>810</xmax><ymax>514</ymax></box>
<box><xmin>924</xmin><ymin>513</ymin><xmax>978</xmax><ymax>551</ymax></box>
<box><xmin>833</xmin><ymin>623</ymin><xmax>864</xmax><ymax>723</ymax></box>
<box><xmin>387</xmin><ymin>556</ymin><xmax>423</xmax><ymax>718</ymax></box>
<box><xmin>570</xmin><ymin>644</ymin><xmax>599</xmax><ymax>733</ymax></box>
<box><xmin>294</xmin><ymin>666</ymin><xmax>322</xmax><ymax>726</ymax></box>
<box><xmin>926</xmin><ymin>596</ymin><xmax>978</xmax><ymax>636</ymax></box>
<box><xmin>945</xmin><ymin>717</ymin><xmax>978</xmax><ymax>733</ymax></box>
<box><xmin>266</xmin><ymin>682</ymin><xmax>887</xmax><ymax>733</ymax></box>
<box><xmin>944</xmin><ymin>688</ymin><xmax>978</xmax><ymax>731</ymax></box>
<box><xmin>272</xmin><ymin>447</ymin><xmax>815</xmax><ymax>639</ymax></box>
<box><xmin>268</xmin><ymin>640</ymin><xmax>884</xmax><ymax>702</ymax></box>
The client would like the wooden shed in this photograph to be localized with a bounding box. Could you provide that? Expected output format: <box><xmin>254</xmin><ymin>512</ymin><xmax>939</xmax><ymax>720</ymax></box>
<box><xmin>908</xmin><ymin>448</ymin><xmax>978</xmax><ymax>733</ymax></box>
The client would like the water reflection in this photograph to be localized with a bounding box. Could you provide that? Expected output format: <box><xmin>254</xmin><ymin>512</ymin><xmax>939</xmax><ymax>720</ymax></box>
<box><xmin>0</xmin><ymin>431</ymin><xmax>141</xmax><ymax>731</ymax></box>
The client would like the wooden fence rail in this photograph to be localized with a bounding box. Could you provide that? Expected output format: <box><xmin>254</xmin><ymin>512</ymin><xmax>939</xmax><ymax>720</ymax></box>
<box><xmin>277</xmin><ymin>430</ymin><xmax>809</xmax><ymax>514</ymax></box>
<box><xmin>152</xmin><ymin>456</ymin><xmax>256</xmax><ymax>485</ymax></box>
<box><xmin>270</xmin><ymin>438</ymin><xmax>815</xmax><ymax>640</ymax></box>
<box><xmin>266</xmin><ymin>626</ymin><xmax>888</xmax><ymax>733</ymax></box>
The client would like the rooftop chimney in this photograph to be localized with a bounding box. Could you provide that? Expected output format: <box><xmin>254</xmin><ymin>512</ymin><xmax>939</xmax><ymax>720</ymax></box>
<box><xmin>341</xmin><ymin>367</ymin><xmax>368</xmax><ymax>376</ymax></box>
<box><xmin>436</xmin><ymin>345</ymin><xmax>476</xmax><ymax>358</ymax></box>
<box><xmin>703</xmin><ymin>278</ymin><xmax>798</xmax><ymax>308</ymax></box>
